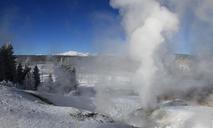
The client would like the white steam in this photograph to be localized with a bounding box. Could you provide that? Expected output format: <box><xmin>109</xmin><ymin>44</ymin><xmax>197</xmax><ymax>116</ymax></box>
<box><xmin>110</xmin><ymin>0</ymin><xmax>179</xmax><ymax>109</ymax></box>
<box><xmin>95</xmin><ymin>0</ymin><xmax>213</xmax><ymax>126</ymax></box>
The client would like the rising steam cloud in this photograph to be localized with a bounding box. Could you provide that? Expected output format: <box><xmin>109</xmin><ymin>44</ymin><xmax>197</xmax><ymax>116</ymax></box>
<box><xmin>110</xmin><ymin>0</ymin><xmax>179</xmax><ymax>109</ymax></box>
<box><xmin>95</xmin><ymin>0</ymin><xmax>213</xmax><ymax>121</ymax></box>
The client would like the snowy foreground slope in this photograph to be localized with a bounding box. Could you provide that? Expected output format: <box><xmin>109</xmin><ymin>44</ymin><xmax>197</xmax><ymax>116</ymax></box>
<box><xmin>2</xmin><ymin>84</ymin><xmax>213</xmax><ymax>128</ymax></box>
<box><xmin>24</xmin><ymin>89</ymin><xmax>213</xmax><ymax>128</ymax></box>
<box><xmin>0</xmin><ymin>86</ymin><xmax>133</xmax><ymax>128</ymax></box>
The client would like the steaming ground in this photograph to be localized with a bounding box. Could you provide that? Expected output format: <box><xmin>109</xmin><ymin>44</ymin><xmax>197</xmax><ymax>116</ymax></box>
<box><xmin>3</xmin><ymin>82</ymin><xmax>213</xmax><ymax>128</ymax></box>
<box><xmin>14</xmin><ymin>54</ymin><xmax>213</xmax><ymax>128</ymax></box>
<box><xmin>0</xmin><ymin>84</ymin><xmax>135</xmax><ymax>128</ymax></box>
<box><xmin>2</xmin><ymin>63</ymin><xmax>213</xmax><ymax>128</ymax></box>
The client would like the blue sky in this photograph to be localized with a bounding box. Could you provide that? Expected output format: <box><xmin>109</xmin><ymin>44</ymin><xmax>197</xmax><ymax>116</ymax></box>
<box><xmin>0</xmin><ymin>0</ymin><xmax>195</xmax><ymax>55</ymax></box>
<box><xmin>0</xmin><ymin>0</ymin><xmax>123</xmax><ymax>55</ymax></box>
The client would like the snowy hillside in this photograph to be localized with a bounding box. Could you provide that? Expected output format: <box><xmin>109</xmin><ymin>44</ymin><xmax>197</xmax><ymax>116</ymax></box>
<box><xmin>57</xmin><ymin>51</ymin><xmax>89</xmax><ymax>56</ymax></box>
<box><xmin>23</xmin><ymin>86</ymin><xmax>213</xmax><ymax>128</ymax></box>
<box><xmin>2</xmin><ymin>81</ymin><xmax>213</xmax><ymax>128</ymax></box>
<box><xmin>0</xmin><ymin>85</ymin><xmax>135</xmax><ymax>128</ymax></box>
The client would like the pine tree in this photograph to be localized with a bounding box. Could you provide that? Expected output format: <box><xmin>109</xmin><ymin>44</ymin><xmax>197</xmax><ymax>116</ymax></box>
<box><xmin>33</xmin><ymin>65</ymin><xmax>40</xmax><ymax>90</ymax></box>
<box><xmin>16</xmin><ymin>63</ymin><xmax>24</xmax><ymax>85</ymax></box>
<box><xmin>23</xmin><ymin>65</ymin><xmax>31</xmax><ymax>79</ymax></box>
<box><xmin>0</xmin><ymin>43</ymin><xmax>16</xmax><ymax>82</ymax></box>
<box><xmin>23</xmin><ymin>65</ymin><xmax>33</xmax><ymax>90</ymax></box>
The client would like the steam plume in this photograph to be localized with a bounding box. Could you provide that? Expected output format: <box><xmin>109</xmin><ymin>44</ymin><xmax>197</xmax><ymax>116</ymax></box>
<box><xmin>110</xmin><ymin>0</ymin><xmax>178</xmax><ymax>109</ymax></box>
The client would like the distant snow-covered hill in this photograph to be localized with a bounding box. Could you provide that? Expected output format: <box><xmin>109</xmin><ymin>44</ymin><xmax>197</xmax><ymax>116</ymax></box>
<box><xmin>57</xmin><ymin>51</ymin><xmax>89</xmax><ymax>56</ymax></box>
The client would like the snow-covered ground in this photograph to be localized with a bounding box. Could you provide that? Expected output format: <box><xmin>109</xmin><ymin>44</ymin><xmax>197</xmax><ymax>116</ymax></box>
<box><xmin>2</xmin><ymin>62</ymin><xmax>213</xmax><ymax>128</ymax></box>
<box><xmin>2</xmin><ymin>82</ymin><xmax>213</xmax><ymax>128</ymax></box>
<box><xmin>0</xmin><ymin>85</ymin><xmax>135</xmax><ymax>128</ymax></box>
<box><xmin>23</xmin><ymin>85</ymin><xmax>213</xmax><ymax>128</ymax></box>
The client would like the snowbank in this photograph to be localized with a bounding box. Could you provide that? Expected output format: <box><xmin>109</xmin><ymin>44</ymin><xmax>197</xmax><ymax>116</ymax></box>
<box><xmin>0</xmin><ymin>86</ymin><xmax>134</xmax><ymax>128</ymax></box>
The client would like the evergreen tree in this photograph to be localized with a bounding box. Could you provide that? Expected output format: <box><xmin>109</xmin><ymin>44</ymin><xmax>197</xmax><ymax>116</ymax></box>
<box><xmin>33</xmin><ymin>65</ymin><xmax>40</xmax><ymax>90</ymax></box>
<box><xmin>0</xmin><ymin>43</ymin><xmax>16</xmax><ymax>82</ymax></box>
<box><xmin>23</xmin><ymin>65</ymin><xmax>31</xmax><ymax>80</ymax></box>
<box><xmin>23</xmin><ymin>65</ymin><xmax>33</xmax><ymax>90</ymax></box>
<box><xmin>16</xmin><ymin>63</ymin><xmax>24</xmax><ymax>85</ymax></box>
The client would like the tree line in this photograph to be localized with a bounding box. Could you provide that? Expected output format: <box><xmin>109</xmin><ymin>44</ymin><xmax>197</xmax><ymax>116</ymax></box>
<box><xmin>0</xmin><ymin>43</ymin><xmax>40</xmax><ymax>90</ymax></box>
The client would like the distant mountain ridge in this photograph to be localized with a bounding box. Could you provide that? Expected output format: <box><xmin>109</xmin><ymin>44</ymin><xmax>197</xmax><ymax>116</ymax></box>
<box><xmin>57</xmin><ymin>50</ymin><xmax>89</xmax><ymax>56</ymax></box>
